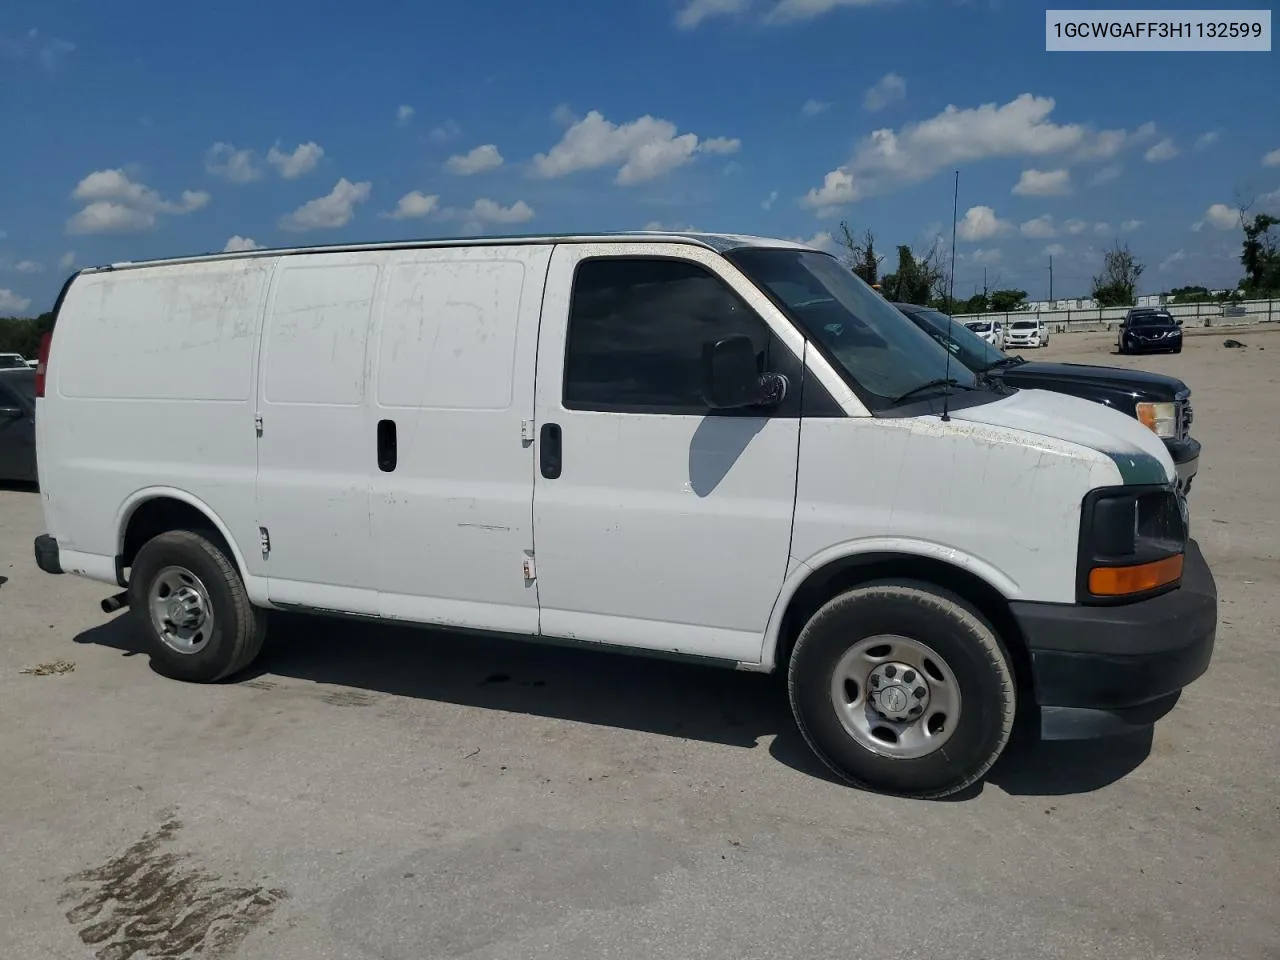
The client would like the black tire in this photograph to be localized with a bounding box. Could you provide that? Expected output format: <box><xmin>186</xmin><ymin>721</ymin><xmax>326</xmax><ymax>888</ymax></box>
<box><xmin>1172</xmin><ymin>344</ymin><xmax>1182</xmax><ymax>354</ymax></box>
<box><xmin>787</xmin><ymin>580</ymin><xmax>1016</xmax><ymax>799</ymax></box>
<box><xmin>127</xmin><ymin>529</ymin><xmax>267</xmax><ymax>682</ymax></box>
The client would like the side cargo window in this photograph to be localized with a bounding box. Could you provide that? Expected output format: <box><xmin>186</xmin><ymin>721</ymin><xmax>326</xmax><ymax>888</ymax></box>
<box><xmin>563</xmin><ymin>257</ymin><xmax>797</xmax><ymax>415</ymax></box>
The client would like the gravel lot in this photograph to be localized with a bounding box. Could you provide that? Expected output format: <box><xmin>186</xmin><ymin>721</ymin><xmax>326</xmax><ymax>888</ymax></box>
<box><xmin>2</xmin><ymin>328</ymin><xmax>1277</xmax><ymax>960</ymax></box>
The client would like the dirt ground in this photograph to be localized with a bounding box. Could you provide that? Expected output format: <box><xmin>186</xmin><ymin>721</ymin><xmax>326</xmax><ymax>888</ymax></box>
<box><xmin>1</xmin><ymin>327</ymin><xmax>1277</xmax><ymax>960</ymax></box>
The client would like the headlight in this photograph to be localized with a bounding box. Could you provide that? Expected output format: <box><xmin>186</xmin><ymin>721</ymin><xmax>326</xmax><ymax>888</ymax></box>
<box><xmin>1135</xmin><ymin>401</ymin><xmax>1178</xmax><ymax>438</ymax></box>
<box><xmin>1077</xmin><ymin>486</ymin><xmax>1186</xmax><ymax>603</ymax></box>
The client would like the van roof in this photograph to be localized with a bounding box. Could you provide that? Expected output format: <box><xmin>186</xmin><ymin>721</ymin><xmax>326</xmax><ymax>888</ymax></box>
<box><xmin>82</xmin><ymin>231</ymin><xmax>819</xmax><ymax>274</ymax></box>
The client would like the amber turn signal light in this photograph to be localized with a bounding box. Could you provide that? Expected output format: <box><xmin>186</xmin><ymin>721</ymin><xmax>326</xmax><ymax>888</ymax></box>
<box><xmin>1088</xmin><ymin>554</ymin><xmax>1184</xmax><ymax>597</ymax></box>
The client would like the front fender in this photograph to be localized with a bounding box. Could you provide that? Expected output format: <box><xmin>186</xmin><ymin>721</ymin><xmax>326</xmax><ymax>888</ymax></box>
<box><xmin>756</xmin><ymin>537</ymin><xmax>1021</xmax><ymax>672</ymax></box>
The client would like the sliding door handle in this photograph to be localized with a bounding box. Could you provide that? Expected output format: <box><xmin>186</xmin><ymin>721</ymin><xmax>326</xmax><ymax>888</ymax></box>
<box><xmin>539</xmin><ymin>422</ymin><xmax>562</xmax><ymax>479</ymax></box>
<box><xmin>377</xmin><ymin>419</ymin><xmax>397</xmax><ymax>472</ymax></box>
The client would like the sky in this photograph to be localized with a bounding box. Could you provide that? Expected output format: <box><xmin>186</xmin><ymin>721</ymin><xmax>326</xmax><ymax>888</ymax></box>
<box><xmin>1</xmin><ymin>0</ymin><xmax>1278</xmax><ymax>315</ymax></box>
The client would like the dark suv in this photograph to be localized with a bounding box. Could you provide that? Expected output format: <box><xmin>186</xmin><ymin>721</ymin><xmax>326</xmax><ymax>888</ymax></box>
<box><xmin>893</xmin><ymin>302</ymin><xmax>1200</xmax><ymax>495</ymax></box>
<box><xmin>1117</xmin><ymin>308</ymin><xmax>1183</xmax><ymax>355</ymax></box>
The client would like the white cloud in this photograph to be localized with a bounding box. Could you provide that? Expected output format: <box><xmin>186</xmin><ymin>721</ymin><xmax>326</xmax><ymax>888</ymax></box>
<box><xmin>762</xmin><ymin>190</ymin><xmax>779</xmax><ymax>210</ymax></box>
<box><xmin>1263</xmin><ymin>149</ymin><xmax>1280</xmax><ymax>167</ymax></box>
<box><xmin>767</xmin><ymin>0</ymin><xmax>904</xmax><ymax>22</ymax></box>
<box><xmin>0</xmin><ymin>28</ymin><xmax>75</xmax><ymax>72</ymax></box>
<box><xmin>801</xmin><ymin>99</ymin><xmax>832</xmax><ymax>117</ymax></box>
<box><xmin>675</xmin><ymin>0</ymin><xmax>751</xmax><ymax>28</ymax></box>
<box><xmin>1062</xmin><ymin>218</ymin><xmax>1088</xmax><ymax>235</ymax></box>
<box><xmin>1194</xmin><ymin>130</ymin><xmax>1220</xmax><ymax>151</ymax></box>
<box><xmin>15</xmin><ymin>260</ymin><xmax>42</xmax><ymax>274</ymax></box>
<box><xmin>957</xmin><ymin>205</ymin><xmax>1012</xmax><ymax>242</ymax></box>
<box><xmin>445</xmin><ymin>144</ymin><xmax>504</xmax><ymax>175</ymax></box>
<box><xmin>1012</xmin><ymin>168</ymin><xmax>1071</xmax><ymax>196</ymax></box>
<box><xmin>531</xmin><ymin>110</ymin><xmax>740</xmax><ymax>185</ymax></box>
<box><xmin>267</xmin><ymin>141</ymin><xmax>324</xmax><ymax>179</ymax></box>
<box><xmin>396</xmin><ymin>105</ymin><xmax>414</xmax><ymax>127</ymax></box>
<box><xmin>206</xmin><ymin>142</ymin><xmax>263</xmax><ymax>183</ymax></box>
<box><xmin>466</xmin><ymin>198</ymin><xmax>535</xmax><ymax>224</ymax></box>
<box><xmin>1093</xmin><ymin>221</ymin><xmax>1112</xmax><ymax>235</ymax></box>
<box><xmin>66</xmin><ymin>168</ymin><xmax>210</xmax><ymax>235</ymax></box>
<box><xmin>1090</xmin><ymin>163</ymin><xmax>1122</xmax><ymax>185</ymax></box>
<box><xmin>643</xmin><ymin>220</ymin><xmax>698</xmax><ymax>232</ymax></box>
<box><xmin>278</xmin><ymin>177</ymin><xmax>371</xmax><ymax>231</ymax></box>
<box><xmin>1043</xmin><ymin>243</ymin><xmax>1068</xmax><ymax>258</ymax></box>
<box><xmin>430</xmin><ymin>120</ymin><xmax>462</xmax><ymax>143</ymax></box>
<box><xmin>701</xmin><ymin>136</ymin><xmax>741</xmax><ymax>154</ymax></box>
<box><xmin>1144</xmin><ymin>138</ymin><xmax>1179</xmax><ymax>162</ymax></box>
<box><xmin>0</xmin><ymin>288</ymin><xmax>32</xmax><ymax>313</ymax></box>
<box><xmin>863</xmin><ymin>72</ymin><xmax>906</xmax><ymax>112</ymax></box>
<box><xmin>801</xmin><ymin>93</ymin><xmax>1154</xmax><ymax>213</ymax></box>
<box><xmin>59</xmin><ymin>252</ymin><xmax>76</xmax><ymax>270</ymax></box>
<box><xmin>1261</xmin><ymin>186</ymin><xmax>1280</xmax><ymax>212</ymax></box>
<box><xmin>787</xmin><ymin>231</ymin><xmax>841</xmax><ymax>255</ymax></box>
<box><xmin>967</xmin><ymin>247</ymin><xmax>1002</xmax><ymax>266</ymax></box>
<box><xmin>380</xmin><ymin>191</ymin><xmax>440</xmax><ymax>220</ymax></box>
<box><xmin>1121</xmin><ymin>219</ymin><xmax>1143</xmax><ymax>232</ymax></box>
<box><xmin>1159</xmin><ymin>250</ymin><xmax>1188</xmax><ymax>271</ymax></box>
<box><xmin>551</xmin><ymin>103</ymin><xmax>576</xmax><ymax>126</ymax></box>
<box><xmin>1193</xmin><ymin>203</ymin><xmax>1239</xmax><ymax>232</ymax></box>
<box><xmin>223</xmin><ymin>235</ymin><xmax>260</xmax><ymax>252</ymax></box>
<box><xmin>1020</xmin><ymin>215</ymin><xmax>1057</xmax><ymax>238</ymax></box>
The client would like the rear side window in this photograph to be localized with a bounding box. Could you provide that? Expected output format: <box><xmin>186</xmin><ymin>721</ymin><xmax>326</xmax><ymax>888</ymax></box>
<box><xmin>563</xmin><ymin>257</ymin><xmax>776</xmax><ymax>413</ymax></box>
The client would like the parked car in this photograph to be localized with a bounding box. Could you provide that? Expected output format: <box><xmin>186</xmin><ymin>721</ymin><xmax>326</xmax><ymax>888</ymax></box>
<box><xmin>1118</xmin><ymin>308</ymin><xmax>1182</xmax><ymax>354</ymax></box>
<box><xmin>963</xmin><ymin>319</ymin><xmax>1004</xmax><ymax>349</ymax></box>
<box><xmin>0</xmin><ymin>366</ymin><xmax>37</xmax><ymax>483</ymax></box>
<box><xmin>894</xmin><ymin>302</ymin><xmax>1200</xmax><ymax>495</ymax></box>
<box><xmin>1003</xmin><ymin>317</ymin><xmax>1049</xmax><ymax>349</ymax></box>
<box><xmin>0</xmin><ymin>352</ymin><xmax>31</xmax><ymax>369</ymax></box>
<box><xmin>32</xmin><ymin>232</ymin><xmax>1216</xmax><ymax>799</ymax></box>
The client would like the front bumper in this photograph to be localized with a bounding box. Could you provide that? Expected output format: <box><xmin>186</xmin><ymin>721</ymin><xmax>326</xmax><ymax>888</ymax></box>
<box><xmin>1165</xmin><ymin>436</ymin><xmax>1200</xmax><ymax>496</ymax></box>
<box><xmin>1009</xmin><ymin>538</ymin><xmax>1216</xmax><ymax>739</ymax></box>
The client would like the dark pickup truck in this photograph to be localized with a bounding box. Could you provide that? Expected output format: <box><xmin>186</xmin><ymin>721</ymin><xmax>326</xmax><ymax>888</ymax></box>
<box><xmin>894</xmin><ymin>302</ymin><xmax>1200</xmax><ymax>495</ymax></box>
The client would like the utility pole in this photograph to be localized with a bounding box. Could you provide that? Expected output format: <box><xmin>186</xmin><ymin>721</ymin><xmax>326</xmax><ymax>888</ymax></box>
<box><xmin>1048</xmin><ymin>256</ymin><xmax>1054</xmax><ymax>303</ymax></box>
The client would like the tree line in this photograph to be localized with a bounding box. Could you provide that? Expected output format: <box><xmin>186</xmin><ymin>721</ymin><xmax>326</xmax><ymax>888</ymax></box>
<box><xmin>839</xmin><ymin>203</ymin><xmax>1280</xmax><ymax>314</ymax></box>
<box><xmin>0</xmin><ymin>312</ymin><xmax>54</xmax><ymax>358</ymax></box>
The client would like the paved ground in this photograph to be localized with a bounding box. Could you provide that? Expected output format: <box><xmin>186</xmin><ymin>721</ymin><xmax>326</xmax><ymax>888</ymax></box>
<box><xmin>2</xmin><ymin>328</ymin><xmax>1278</xmax><ymax>960</ymax></box>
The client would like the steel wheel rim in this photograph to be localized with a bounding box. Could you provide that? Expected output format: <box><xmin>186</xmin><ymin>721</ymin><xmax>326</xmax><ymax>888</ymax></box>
<box><xmin>147</xmin><ymin>565</ymin><xmax>215</xmax><ymax>655</ymax></box>
<box><xmin>829</xmin><ymin>634</ymin><xmax>962</xmax><ymax>760</ymax></box>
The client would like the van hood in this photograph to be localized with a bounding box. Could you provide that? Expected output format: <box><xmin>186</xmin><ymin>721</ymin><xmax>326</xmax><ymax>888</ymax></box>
<box><xmin>949</xmin><ymin>387</ymin><xmax>1174</xmax><ymax>485</ymax></box>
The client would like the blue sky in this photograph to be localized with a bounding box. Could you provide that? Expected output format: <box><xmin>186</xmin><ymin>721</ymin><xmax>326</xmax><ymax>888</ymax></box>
<box><xmin>1</xmin><ymin>0</ymin><xmax>1277</xmax><ymax>314</ymax></box>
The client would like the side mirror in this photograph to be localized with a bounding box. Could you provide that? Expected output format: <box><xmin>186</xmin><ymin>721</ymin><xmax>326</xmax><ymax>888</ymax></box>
<box><xmin>1175</xmin><ymin>319</ymin><xmax>1183</xmax><ymax>326</ymax></box>
<box><xmin>701</xmin><ymin>334</ymin><xmax>787</xmax><ymax>410</ymax></box>
<box><xmin>0</xmin><ymin>406</ymin><xmax>23</xmax><ymax>420</ymax></box>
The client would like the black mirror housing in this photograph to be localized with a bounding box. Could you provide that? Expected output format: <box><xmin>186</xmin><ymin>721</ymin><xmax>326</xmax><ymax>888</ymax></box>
<box><xmin>701</xmin><ymin>335</ymin><xmax>787</xmax><ymax>410</ymax></box>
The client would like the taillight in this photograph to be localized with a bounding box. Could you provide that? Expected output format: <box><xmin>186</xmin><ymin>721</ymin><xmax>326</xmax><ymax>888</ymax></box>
<box><xmin>35</xmin><ymin>331</ymin><xmax>52</xmax><ymax>398</ymax></box>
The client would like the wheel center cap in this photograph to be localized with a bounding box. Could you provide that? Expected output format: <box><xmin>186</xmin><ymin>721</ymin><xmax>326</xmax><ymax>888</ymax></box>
<box><xmin>868</xmin><ymin>661</ymin><xmax>930</xmax><ymax>722</ymax></box>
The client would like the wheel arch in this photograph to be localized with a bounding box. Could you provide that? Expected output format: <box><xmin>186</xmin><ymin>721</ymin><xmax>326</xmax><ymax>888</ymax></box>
<box><xmin>762</xmin><ymin>542</ymin><xmax>1033</xmax><ymax>700</ymax></box>
<box><xmin>116</xmin><ymin>488</ymin><xmax>250</xmax><ymax>583</ymax></box>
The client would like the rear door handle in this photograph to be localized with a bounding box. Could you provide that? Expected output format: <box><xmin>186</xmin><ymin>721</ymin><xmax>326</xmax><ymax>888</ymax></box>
<box><xmin>377</xmin><ymin>419</ymin><xmax>397</xmax><ymax>472</ymax></box>
<box><xmin>539</xmin><ymin>422</ymin><xmax>562</xmax><ymax>479</ymax></box>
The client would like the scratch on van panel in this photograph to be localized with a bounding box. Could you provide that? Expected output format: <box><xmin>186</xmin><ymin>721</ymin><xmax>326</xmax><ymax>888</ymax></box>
<box><xmin>457</xmin><ymin>523</ymin><xmax>510</xmax><ymax>533</ymax></box>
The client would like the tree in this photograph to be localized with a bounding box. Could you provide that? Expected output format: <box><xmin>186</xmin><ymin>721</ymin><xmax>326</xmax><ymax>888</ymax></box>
<box><xmin>1091</xmin><ymin>241</ymin><xmax>1145</xmax><ymax>307</ymax></box>
<box><xmin>0</xmin><ymin>311</ymin><xmax>54</xmax><ymax>357</ymax></box>
<box><xmin>1239</xmin><ymin>213</ymin><xmax>1280</xmax><ymax>294</ymax></box>
<box><xmin>960</xmin><ymin>292</ymin><xmax>990</xmax><ymax>314</ymax></box>
<box><xmin>837</xmin><ymin>220</ymin><xmax>883</xmax><ymax>286</ymax></box>
<box><xmin>989</xmin><ymin>289</ymin><xmax>1029</xmax><ymax>312</ymax></box>
<box><xmin>881</xmin><ymin>243</ymin><xmax>945</xmax><ymax>305</ymax></box>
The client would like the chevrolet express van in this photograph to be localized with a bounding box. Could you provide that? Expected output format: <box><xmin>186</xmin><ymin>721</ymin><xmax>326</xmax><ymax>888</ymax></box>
<box><xmin>31</xmin><ymin>233</ymin><xmax>1218</xmax><ymax>798</ymax></box>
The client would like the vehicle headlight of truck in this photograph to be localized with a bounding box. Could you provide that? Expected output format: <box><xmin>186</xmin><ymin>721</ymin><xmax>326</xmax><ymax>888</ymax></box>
<box><xmin>1135</xmin><ymin>401</ymin><xmax>1178</xmax><ymax>438</ymax></box>
<box><xmin>1077</xmin><ymin>485</ymin><xmax>1187</xmax><ymax>602</ymax></box>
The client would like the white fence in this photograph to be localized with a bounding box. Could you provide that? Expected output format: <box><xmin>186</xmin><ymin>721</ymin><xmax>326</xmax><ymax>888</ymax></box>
<box><xmin>953</xmin><ymin>298</ymin><xmax>1280</xmax><ymax>333</ymax></box>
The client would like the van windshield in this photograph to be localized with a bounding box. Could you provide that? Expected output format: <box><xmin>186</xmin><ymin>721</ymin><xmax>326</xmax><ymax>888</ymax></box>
<box><xmin>728</xmin><ymin>248</ymin><xmax>978</xmax><ymax>407</ymax></box>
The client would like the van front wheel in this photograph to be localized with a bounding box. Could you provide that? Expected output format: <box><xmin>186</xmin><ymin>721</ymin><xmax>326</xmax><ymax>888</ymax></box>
<box><xmin>787</xmin><ymin>581</ymin><xmax>1016</xmax><ymax>799</ymax></box>
<box><xmin>127</xmin><ymin>530</ymin><xmax>267</xmax><ymax>682</ymax></box>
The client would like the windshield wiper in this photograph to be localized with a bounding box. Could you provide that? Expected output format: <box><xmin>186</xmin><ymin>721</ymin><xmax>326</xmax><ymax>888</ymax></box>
<box><xmin>988</xmin><ymin>355</ymin><xmax>1026</xmax><ymax>368</ymax></box>
<box><xmin>892</xmin><ymin>378</ymin><xmax>975</xmax><ymax>404</ymax></box>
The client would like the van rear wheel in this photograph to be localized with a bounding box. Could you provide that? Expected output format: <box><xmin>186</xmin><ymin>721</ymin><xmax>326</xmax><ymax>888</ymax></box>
<box><xmin>127</xmin><ymin>530</ymin><xmax>266</xmax><ymax>682</ymax></box>
<box><xmin>787</xmin><ymin>581</ymin><xmax>1016</xmax><ymax>799</ymax></box>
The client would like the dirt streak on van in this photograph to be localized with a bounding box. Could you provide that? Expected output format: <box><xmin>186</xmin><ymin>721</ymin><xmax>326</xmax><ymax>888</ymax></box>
<box><xmin>31</xmin><ymin>231</ymin><xmax>1217</xmax><ymax>799</ymax></box>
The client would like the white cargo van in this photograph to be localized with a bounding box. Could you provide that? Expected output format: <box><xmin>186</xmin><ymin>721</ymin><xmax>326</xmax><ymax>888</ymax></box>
<box><xmin>32</xmin><ymin>232</ymin><xmax>1217</xmax><ymax>798</ymax></box>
